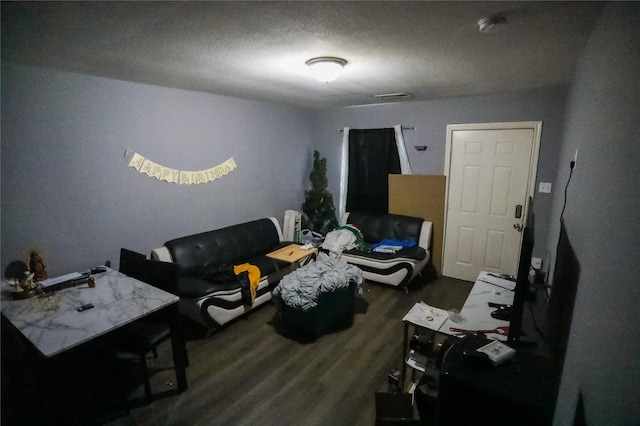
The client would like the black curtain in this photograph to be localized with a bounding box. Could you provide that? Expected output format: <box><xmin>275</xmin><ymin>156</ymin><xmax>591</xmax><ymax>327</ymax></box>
<box><xmin>346</xmin><ymin>128</ymin><xmax>401</xmax><ymax>214</ymax></box>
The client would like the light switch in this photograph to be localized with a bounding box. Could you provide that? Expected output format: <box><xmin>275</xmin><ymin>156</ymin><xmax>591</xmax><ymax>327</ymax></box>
<box><xmin>539</xmin><ymin>182</ymin><xmax>552</xmax><ymax>193</ymax></box>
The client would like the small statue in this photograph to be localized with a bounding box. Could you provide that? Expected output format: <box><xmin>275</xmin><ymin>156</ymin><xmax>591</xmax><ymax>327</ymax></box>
<box><xmin>29</xmin><ymin>250</ymin><xmax>48</xmax><ymax>282</ymax></box>
<box><xmin>23</xmin><ymin>271</ymin><xmax>37</xmax><ymax>290</ymax></box>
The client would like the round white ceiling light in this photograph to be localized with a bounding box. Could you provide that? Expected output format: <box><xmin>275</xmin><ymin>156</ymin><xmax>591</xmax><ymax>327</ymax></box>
<box><xmin>305</xmin><ymin>57</ymin><xmax>348</xmax><ymax>83</ymax></box>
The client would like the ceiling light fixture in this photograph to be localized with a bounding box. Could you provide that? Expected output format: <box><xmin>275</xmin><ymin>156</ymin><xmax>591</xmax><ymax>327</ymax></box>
<box><xmin>478</xmin><ymin>15</ymin><xmax>507</xmax><ymax>33</ymax></box>
<box><xmin>305</xmin><ymin>57</ymin><xmax>347</xmax><ymax>83</ymax></box>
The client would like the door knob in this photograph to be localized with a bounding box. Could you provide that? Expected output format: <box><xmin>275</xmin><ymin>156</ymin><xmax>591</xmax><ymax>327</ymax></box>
<box><xmin>513</xmin><ymin>223</ymin><xmax>523</xmax><ymax>232</ymax></box>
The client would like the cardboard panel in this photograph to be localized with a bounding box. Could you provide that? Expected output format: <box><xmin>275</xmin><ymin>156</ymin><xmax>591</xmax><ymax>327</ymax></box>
<box><xmin>389</xmin><ymin>175</ymin><xmax>446</xmax><ymax>276</ymax></box>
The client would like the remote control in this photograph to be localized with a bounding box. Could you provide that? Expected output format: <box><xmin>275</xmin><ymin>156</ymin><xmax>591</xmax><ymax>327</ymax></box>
<box><xmin>77</xmin><ymin>303</ymin><xmax>95</xmax><ymax>312</ymax></box>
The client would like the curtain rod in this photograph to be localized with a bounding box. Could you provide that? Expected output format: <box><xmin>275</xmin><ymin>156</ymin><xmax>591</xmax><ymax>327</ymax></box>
<box><xmin>337</xmin><ymin>126</ymin><xmax>415</xmax><ymax>133</ymax></box>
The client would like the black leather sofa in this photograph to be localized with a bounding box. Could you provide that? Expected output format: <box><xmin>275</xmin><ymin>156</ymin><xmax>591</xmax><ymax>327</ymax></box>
<box><xmin>338</xmin><ymin>211</ymin><xmax>433</xmax><ymax>289</ymax></box>
<box><xmin>152</xmin><ymin>217</ymin><xmax>291</xmax><ymax>330</ymax></box>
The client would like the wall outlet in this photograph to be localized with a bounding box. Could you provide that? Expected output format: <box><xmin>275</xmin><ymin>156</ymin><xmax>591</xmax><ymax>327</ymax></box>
<box><xmin>532</xmin><ymin>257</ymin><xmax>543</xmax><ymax>270</ymax></box>
<box><xmin>538</xmin><ymin>182</ymin><xmax>552</xmax><ymax>193</ymax></box>
<box><xmin>573</xmin><ymin>149</ymin><xmax>579</xmax><ymax>169</ymax></box>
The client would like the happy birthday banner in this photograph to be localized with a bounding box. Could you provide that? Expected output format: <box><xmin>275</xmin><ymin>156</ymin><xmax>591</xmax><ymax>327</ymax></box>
<box><xmin>127</xmin><ymin>151</ymin><xmax>237</xmax><ymax>185</ymax></box>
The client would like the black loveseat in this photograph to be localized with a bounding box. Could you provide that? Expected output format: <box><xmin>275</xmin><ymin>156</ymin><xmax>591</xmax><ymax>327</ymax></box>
<box><xmin>338</xmin><ymin>211</ymin><xmax>433</xmax><ymax>289</ymax></box>
<box><xmin>152</xmin><ymin>217</ymin><xmax>291</xmax><ymax>330</ymax></box>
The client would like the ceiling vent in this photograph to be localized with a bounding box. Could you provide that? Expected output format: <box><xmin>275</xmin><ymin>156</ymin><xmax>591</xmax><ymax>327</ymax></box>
<box><xmin>373</xmin><ymin>92</ymin><xmax>412</xmax><ymax>100</ymax></box>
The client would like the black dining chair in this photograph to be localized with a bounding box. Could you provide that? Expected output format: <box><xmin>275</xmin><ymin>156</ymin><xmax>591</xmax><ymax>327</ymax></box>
<box><xmin>116</xmin><ymin>248</ymin><xmax>181</xmax><ymax>403</ymax></box>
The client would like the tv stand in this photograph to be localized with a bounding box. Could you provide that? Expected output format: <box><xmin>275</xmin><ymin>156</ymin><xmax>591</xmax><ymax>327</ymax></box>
<box><xmin>438</xmin><ymin>337</ymin><xmax>560</xmax><ymax>426</ymax></box>
<box><xmin>508</xmin><ymin>339</ymin><xmax>538</xmax><ymax>349</ymax></box>
<box><xmin>402</xmin><ymin>270</ymin><xmax>547</xmax><ymax>423</ymax></box>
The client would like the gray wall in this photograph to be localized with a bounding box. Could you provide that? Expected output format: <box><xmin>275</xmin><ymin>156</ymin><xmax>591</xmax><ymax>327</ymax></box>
<box><xmin>1</xmin><ymin>63</ymin><xmax>315</xmax><ymax>275</ymax></box>
<box><xmin>311</xmin><ymin>87</ymin><xmax>569</xmax><ymax>262</ymax></box>
<box><xmin>549</xmin><ymin>3</ymin><xmax>640</xmax><ymax>424</ymax></box>
<box><xmin>1</xmin><ymin>64</ymin><xmax>568</xmax><ymax>278</ymax></box>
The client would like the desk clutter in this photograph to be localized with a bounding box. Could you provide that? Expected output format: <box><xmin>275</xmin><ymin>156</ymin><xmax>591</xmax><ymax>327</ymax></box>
<box><xmin>3</xmin><ymin>261</ymin><xmax>106</xmax><ymax>301</ymax></box>
<box><xmin>385</xmin><ymin>270</ymin><xmax>559</xmax><ymax>425</ymax></box>
<box><xmin>403</xmin><ymin>302</ymin><xmax>450</xmax><ymax>331</ymax></box>
<box><xmin>400</xmin><ymin>273</ymin><xmax>519</xmax><ymax>397</ymax></box>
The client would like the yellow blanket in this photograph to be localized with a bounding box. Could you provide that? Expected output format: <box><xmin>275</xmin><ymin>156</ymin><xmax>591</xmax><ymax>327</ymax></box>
<box><xmin>234</xmin><ymin>263</ymin><xmax>261</xmax><ymax>304</ymax></box>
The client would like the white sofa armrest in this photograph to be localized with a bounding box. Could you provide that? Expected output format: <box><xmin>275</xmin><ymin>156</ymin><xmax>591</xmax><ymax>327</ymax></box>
<box><xmin>268</xmin><ymin>216</ymin><xmax>284</xmax><ymax>241</ymax></box>
<box><xmin>418</xmin><ymin>221</ymin><xmax>433</xmax><ymax>250</ymax></box>
<box><xmin>151</xmin><ymin>246</ymin><xmax>174</xmax><ymax>263</ymax></box>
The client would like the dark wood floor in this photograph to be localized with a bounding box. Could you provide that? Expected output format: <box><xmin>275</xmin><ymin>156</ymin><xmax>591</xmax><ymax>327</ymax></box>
<box><xmin>0</xmin><ymin>269</ymin><xmax>555</xmax><ymax>426</ymax></box>
<box><xmin>108</xmin><ymin>274</ymin><xmax>472</xmax><ymax>426</ymax></box>
<box><xmin>110</xmin><ymin>272</ymin><xmax>552</xmax><ymax>426</ymax></box>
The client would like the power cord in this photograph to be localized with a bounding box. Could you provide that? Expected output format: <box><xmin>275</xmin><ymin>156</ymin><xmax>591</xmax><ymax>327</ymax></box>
<box><xmin>562</xmin><ymin>161</ymin><xmax>576</xmax><ymax>218</ymax></box>
<box><xmin>548</xmin><ymin>160</ymin><xmax>575</xmax><ymax>301</ymax></box>
<box><xmin>528</xmin><ymin>289</ymin><xmax>547</xmax><ymax>340</ymax></box>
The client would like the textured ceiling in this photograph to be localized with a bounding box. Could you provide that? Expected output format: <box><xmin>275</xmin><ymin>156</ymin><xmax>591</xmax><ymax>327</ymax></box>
<box><xmin>1</xmin><ymin>1</ymin><xmax>603</xmax><ymax>108</ymax></box>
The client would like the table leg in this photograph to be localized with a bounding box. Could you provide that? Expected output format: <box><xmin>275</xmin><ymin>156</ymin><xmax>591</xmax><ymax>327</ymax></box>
<box><xmin>168</xmin><ymin>302</ymin><xmax>188</xmax><ymax>392</ymax></box>
<box><xmin>271</xmin><ymin>259</ymin><xmax>281</xmax><ymax>273</ymax></box>
<box><xmin>401</xmin><ymin>322</ymin><xmax>409</xmax><ymax>389</ymax></box>
<box><xmin>298</xmin><ymin>252</ymin><xmax>317</xmax><ymax>267</ymax></box>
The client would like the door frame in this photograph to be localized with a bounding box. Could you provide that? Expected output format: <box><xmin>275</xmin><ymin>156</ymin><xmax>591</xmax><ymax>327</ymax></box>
<box><xmin>442</xmin><ymin>121</ymin><xmax>542</xmax><ymax>278</ymax></box>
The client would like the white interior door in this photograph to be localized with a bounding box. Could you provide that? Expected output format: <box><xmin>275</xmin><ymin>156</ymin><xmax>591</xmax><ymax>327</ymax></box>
<box><xmin>442</xmin><ymin>122</ymin><xmax>540</xmax><ymax>282</ymax></box>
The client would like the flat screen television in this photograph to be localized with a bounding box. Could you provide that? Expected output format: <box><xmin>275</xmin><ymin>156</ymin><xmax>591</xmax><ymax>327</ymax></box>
<box><xmin>547</xmin><ymin>217</ymin><xmax>580</xmax><ymax>361</ymax></box>
<box><xmin>507</xmin><ymin>196</ymin><xmax>535</xmax><ymax>346</ymax></box>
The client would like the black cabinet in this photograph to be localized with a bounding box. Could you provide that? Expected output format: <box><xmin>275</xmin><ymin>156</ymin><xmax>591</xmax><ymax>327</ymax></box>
<box><xmin>438</xmin><ymin>336</ymin><xmax>561</xmax><ymax>426</ymax></box>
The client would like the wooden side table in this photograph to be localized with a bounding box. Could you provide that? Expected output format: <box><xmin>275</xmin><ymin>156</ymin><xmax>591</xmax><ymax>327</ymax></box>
<box><xmin>266</xmin><ymin>244</ymin><xmax>317</xmax><ymax>271</ymax></box>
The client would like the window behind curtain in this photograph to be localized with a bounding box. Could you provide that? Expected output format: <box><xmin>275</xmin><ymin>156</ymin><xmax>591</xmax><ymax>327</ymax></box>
<box><xmin>346</xmin><ymin>128</ymin><xmax>401</xmax><ymax>214</ymax></box>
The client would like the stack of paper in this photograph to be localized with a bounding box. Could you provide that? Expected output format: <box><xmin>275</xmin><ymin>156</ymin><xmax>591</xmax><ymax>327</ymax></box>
<box><xmin>476</xmin><ymin>340</ymin><xmax>516</xmax><ymax>365</ymax></box>
<box><xmin>478</xmin><ymin>273</ymin><xmax>516</xmax><ymax>291</ymax></box>
<box><xmin>402</xmin><ymin>302</ymin><xmax>449</xmax><ymax>331</ymax></box>
<box><xmin>406</xmin><ymin>349</ymin><xmax>427</xmax><ymax>372</ymax></box>
<box><xmin>39</xmin><ymin>272</ymin><xmax>83</xmax><ymax>288</ymax></box>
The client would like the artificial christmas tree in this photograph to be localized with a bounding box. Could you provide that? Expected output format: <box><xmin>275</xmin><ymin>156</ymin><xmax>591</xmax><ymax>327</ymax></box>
<box><xmin>301</xmin><ymin>150</ymin><xmax>338</xmax><ymax>235</ymax></box>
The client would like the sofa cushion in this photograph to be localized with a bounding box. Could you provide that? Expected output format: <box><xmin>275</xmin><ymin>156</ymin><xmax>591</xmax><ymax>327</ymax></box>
<box><xmin>176</xmin><ymin>275</ymin><xmax>241</xmax><ymax>299</ymax></box>
<box><xmin>164</xmin><ymin>218</ymin><xmax>281</xmax><ymax>277</ymax></box>
<box><xmin>342</xmin><ymin>246</ymin><xmax>426</xmax><ymax>262</ymax></box>
<box><xmin>345</xmin><ymin>211</ymin><xmax>423</xmax><ymax>244</ymax></box>
<box><xmin>172</xmin><ymin>242</ymin><xmax>291</xmax><ymax>299</ymax></box>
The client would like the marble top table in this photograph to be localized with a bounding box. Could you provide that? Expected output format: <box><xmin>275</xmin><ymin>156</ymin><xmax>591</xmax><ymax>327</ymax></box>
<box><xmin>1</xmin><ymin>267</ymin><xmax>179</xmax><ymax>357</ymax></box>
<box><xmin>439</xmin><ymin>271</ymin><xmax>515</xmax><ymax>341</ymax></box>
